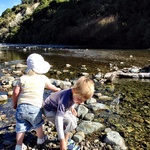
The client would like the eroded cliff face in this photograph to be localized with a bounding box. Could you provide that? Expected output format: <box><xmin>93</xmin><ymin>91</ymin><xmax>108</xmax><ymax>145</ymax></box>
<box><xmin>0</xmin><ymin>0</ymin><xmax>119</xmax><ymax>47</ymax></box>
<box><xmin>0</xmin><ymin>3</ymin><xmax>40</xmax><ymax>42</ymax></box>
<box><xmin>10</xmin><ymin>3</ymin><xmax>40</xmax><ymax>27</ymax></box>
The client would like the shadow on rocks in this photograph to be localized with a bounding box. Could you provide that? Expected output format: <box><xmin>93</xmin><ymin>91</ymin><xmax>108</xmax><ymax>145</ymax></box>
<box><xmin>0</xmin><ymin>130</ymin><xmax>60</xmax><ymax>150</ymax></box>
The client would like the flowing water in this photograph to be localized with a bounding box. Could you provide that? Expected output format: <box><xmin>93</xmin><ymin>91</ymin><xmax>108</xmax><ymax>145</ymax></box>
<box><xmin>0</xmin><ymin>45</ymin><xmax>150</xmax><ymax>149</ymax></box>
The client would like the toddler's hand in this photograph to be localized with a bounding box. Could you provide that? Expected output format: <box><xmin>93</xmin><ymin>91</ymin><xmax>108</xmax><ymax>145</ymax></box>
<box><xmin>70</xmin><ymin>108</ymin><xmax>77</xmax><ymax>116</ymax></box>
<box><xmin>57</xmin><ymin>88</ymin><xmax>61</xmax><ymax>91</ymax></box>
<box><xmin>13</xmin><ymin>104</ymin><xmax>17</xmax><ymax>109</ymax></box>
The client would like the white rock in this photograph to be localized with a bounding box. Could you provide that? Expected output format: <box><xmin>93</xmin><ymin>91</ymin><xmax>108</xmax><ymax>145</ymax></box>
<box><xmin>104</xmin><ymin>131</ymin><xmax>127</xmax><ymax>150</ymax></box>
<box><xmin>0</xmin><ymin>95</ymin><xmax>8</xmax><ymax>101</ymax></box>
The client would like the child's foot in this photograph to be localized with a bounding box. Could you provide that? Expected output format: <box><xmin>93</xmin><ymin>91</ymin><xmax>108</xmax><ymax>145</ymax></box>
<box><xmin>37</xmin><ymin>135</ymin><xmax>48</xmax><ymax>145</ymax></box>
<box><xmin>15</xmin><ymin>143</ymin><xmax>27</xmax><ymax>150</ymax></box>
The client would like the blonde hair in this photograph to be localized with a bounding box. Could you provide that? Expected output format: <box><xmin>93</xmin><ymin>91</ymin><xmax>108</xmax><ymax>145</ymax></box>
<box><xmin>26</xmin><ymin>69</ymin><xmax>37</xmax><ymax>75</ymax></box>
<box><xmin>72</xmin><ymin>76</ymin><xmax>94</xmax><ymax>101</ymax></box>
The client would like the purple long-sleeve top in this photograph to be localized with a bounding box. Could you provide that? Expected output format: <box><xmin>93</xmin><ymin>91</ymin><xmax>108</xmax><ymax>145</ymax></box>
<box><xmin>43</xmin><ymin>89</ymin><xmax>75</xmax><ymax>139</ymax></box>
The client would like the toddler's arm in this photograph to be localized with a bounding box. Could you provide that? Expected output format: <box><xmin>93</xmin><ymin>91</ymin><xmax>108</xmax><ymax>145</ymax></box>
<box><xmin>45</xmin><ymin>83</ymin><xmax>61</xmax><ymax>92</ymax></box>
<box><xmin>12</xmin><ymin>86</ymin><xmax>21</xmax><ymax>109</ymax></box>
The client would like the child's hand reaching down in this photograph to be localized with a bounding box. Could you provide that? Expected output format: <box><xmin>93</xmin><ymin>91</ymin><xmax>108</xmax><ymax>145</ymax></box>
<box><xmin>70</xmin><ymin>108</ymin><xmax>77</xmax><ymax>116</ymax></box>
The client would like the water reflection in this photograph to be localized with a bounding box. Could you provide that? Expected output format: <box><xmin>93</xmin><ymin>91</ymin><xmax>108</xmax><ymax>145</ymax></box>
<box><xmin>0</xmin><ymin>46</ymin><xmax>150</xmax><ymax>75</ymax></box>
<box><xmin>110</xmin><ymin>94</ymin><xmax>121</xmax><ymax>113</ymax></box>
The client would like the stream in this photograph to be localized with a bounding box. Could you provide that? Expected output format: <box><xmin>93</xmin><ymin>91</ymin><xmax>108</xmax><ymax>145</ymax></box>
<box><xmin>0</xmin><ymin>44</ymin><xmax>150</xmax><ymax>149</ymax></box>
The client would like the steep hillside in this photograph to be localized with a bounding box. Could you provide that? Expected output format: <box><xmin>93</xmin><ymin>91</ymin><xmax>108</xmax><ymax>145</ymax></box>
<box><xmin>0</xmin><ymin>0</ymin><xmax>150</xmax><ymax>49</ymax></box>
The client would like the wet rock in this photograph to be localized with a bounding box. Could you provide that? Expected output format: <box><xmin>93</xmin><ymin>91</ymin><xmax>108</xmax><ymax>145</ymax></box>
<box><xmin>83</xmin><ymin>113</ymin><xmax>94</xmax><ymax>121</ymax></box>
<box><xmin>63</xmin><ymin>69</ymin><xmax>69</xmax><ymax>73</ymax></box>
<box><xmin>94</xmin><ymin>139</ymin><xmax>100</xmax><ymax>143</ymax></box>
<box><xmin>66</xmin><ymin>64</ymin><xmax>71</xmax><ymax>68</ymax></box>
<box><xmin>59</xmin><ymin>80</ymin><xmax>72</xmax><ymax>89</ymax></box>
<box><xmin>81</xmin><ymin>65</ymin><xmax>87</xmax><ymax>70</ymax></box>
<box><xmin>104</xmin><ymin>131</ymin><xmax>127</xmax><ymax>150</ymax></box>
<box><xmin>3</xmin><ymin>60</ymin><xmax>24</xmax><ymax>66</ymax></box>
<box><xmin>77</xmin><ymin>105</ymin><xmax>88</xmax><ymax>118</ymax></box>
<box><xmin>94</xmin><ymin>92</ymin><xmax>102</xmax><ymax>98</ymax></box>
<box><xmin>1</xmin><ymin>76</ymin><xmax>15</xmax><ymax>85</ymax></box>
<box><xmin>73</xmin><ymin>131</ymin><xmax>85</xmax><ymax>142</ymax></box>
<box><xmin>12</xmin><ymin>70</ymin><xmax>23</xmax><ymax>76</ymax></box>
<box><xmin>94</xmin><ymin>72</ymin><xmax>103</xmax><ymax>79</ymax></box>
<box><xmin>76</xmin><ymin>121</ymin><xmax>104</xmax><ymax>134</ymax></box>
<box><xmin>15</xmin><ymin>63</ymin><xmax>27</xmax><ymax>68</ymax></box>
<box><xmin>98</xmin><ymin>95</ymin><xmax>113</xmax><ymax>101</ymax></box>
<box><xmin>87</xmin><ymin>103</ymin><xmax>109</xmax><ymax>111</ymax></box>
<box><xmin>105</xmin><ymin>128</ymin><xmax>112</xmax><ymax>133</ymax></box>
<box><xmin>81</xmin><ymin>72</ymin><xmax>89</xmax><ymax>76</ymax></box>
<box><xmin>86</xmin><ymin>97</ymin><xmax>97</xmax><ymax>104</ymax></box>
<box><xmin>56</xmin><ymin>70</ymin><xmax>62</xmax><ymax>75</ymax></box>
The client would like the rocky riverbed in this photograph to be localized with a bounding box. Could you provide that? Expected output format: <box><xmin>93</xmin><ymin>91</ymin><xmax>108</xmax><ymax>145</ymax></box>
<box><xmin>0</xmin><ymin>57</ymin><xmax>150</xmax><ymax>150</ymax></box>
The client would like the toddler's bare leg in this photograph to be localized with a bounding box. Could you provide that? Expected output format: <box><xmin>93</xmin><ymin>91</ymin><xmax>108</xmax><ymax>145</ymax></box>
<box><xmin>16</xmin><ymin>132</ymin><xmax>25</xmax><ymax>145</ymax></box>
<box><xmin>36</xmin><ymin>126</ymin><xmax>44</xmax><ymax>139</ymax></box>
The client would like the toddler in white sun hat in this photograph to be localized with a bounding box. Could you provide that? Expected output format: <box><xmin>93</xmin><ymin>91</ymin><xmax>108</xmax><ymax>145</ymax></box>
<box><xmin>12</xmin><ymin>53</ymin><xmax>61</xmax><ymax>150</ymax></box>
<box><xmin>26</xmin><ymin>53</ymin><xmax>51</xmax><ymax>74</ymax></box>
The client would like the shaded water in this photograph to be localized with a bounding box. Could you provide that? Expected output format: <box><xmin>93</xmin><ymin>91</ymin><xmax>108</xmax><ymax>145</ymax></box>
<box><xmin>0</xmin><ymin>45</ymin><xmax>150</xmax><ymax>149</ymax></box>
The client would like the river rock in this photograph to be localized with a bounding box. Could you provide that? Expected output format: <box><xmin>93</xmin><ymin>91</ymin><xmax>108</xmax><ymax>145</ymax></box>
<box><xmin>73</xmin><ymin>131</ymin><xmax>85</xmax><ymax>142</ymax></box>
<box><xmin>83</xmin><ymin>113</ymin><xmax>94</xmax><ymax>121</ymax></box>
<box><xmin>12</xmin><ymin>70</ymin><xmax>23</xmax><ymax>76</ymax></box>
<box><xmin>86</xmin><ymin>97</ymin><xmax>97</xmax><ymax>104</ymax></box>
<box><xmin>0</xmin><ymin>95</ymin><xmax>8</xmax><ymax>101</ymax></box>
<box><xmin>63</xmin><ymin>69</ymin><xmax>69</xmax><ymax>73</ymax></box>
<box><xmin>66</xmin><ymin>64</ymin><xmax>71</xmax><ymax>68</ymax></box>
<box><xmin>15</xmin><ymin>63</ymin><xmax>27</xmax><ymax>68</ymax></box>
<box><xmin>104</xmin><ymin>131</ymin><xmax>127</xmax><ymax>150</ymax></box>
<box><xmin>1</xmin><ymin>76</ymin><xmax>15</xmax><ymax>85</ymax></box>
<box><xmin>94</xmin><ymin>92</ymin><xmax>102</xmax><ymax>98</ymax></box>
<box><xmin>56</xmin><ymin>70</ymin><xmax>62</xmax><ymax>75</ymax></box>
<box><xmin>0</xmin><ymin>114</ymin><xmax>7</xmax><ymax>120</ymax></box>
<box><xmin>2</xmin><ymin>84</ymin><xmax>12</xmax><ymax>89</ymax></box>
<box><xmin>7</xmin><ymin>90</ymin><xmax>13</xmax><ymax>96</ymax></box>
<box><xmin>94</xmin><ymin>72</ymin><xmax>103</xmax><ymax>79</ymax></box>
<box><xmin>59</xmin><ymin>80</ymin><xmax>72</xmax><ymax>89</ymax></box>
<box><xmin>76</xmin><ymin>121</ymin><xmax>104</xmax><ymax>135</ymax></box>
<box><xmin>98</xmin><ymin>95</ymin><xmax>113</xmax><ymax>101</ymax></box>
<box><xmin>81</xmin><ymin>72</ymin><xmax>89</xmax><ymax>76</ymax></box>
<box><xmin>87</xmin><ymin>103</ymin><xmax>109</xmax><ymax>111</ymax></box>
<box><xmin>77</xmin><ymin>105</ymin><xmax>88</xmax><ymax>118</ymax></box>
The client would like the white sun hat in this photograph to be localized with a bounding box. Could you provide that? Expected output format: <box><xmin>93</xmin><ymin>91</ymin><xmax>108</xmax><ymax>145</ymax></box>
<box><xmin>26</xmin><ymin>53</ymin><xmax>51</xmax><ymax>74</ymax></box>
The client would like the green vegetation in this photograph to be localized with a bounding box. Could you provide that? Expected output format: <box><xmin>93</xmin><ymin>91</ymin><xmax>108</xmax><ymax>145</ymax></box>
<box><xmin>0</xmin><ymin>0</ymin><xmax>150</xmax><ymax>49</ymax></box>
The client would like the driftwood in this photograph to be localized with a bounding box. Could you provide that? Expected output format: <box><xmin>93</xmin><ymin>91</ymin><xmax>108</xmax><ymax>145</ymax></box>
<box><xmin>105</xmin><ymin>70</ymin><xmax>150</xmax><ymax>79</ymax></box>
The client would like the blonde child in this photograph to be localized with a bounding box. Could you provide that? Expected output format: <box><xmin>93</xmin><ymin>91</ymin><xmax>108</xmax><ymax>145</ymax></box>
<box><xmin>12</xmin><ymin>53</ymin><xmax>61</xmax><ymax>150</ymax></box>
<box><xmin>43</xmin><ymin>76</ymin><xmax>94</xmax><ymax>150</ymax></box>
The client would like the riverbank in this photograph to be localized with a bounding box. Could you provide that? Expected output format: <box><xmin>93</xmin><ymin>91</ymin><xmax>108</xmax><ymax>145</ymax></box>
<box><xmin>0</xmin><ymin>56</ymin><xmax>149</xmax><ymax>150</ymax></box>
<box><xmin>0</xmin><ymin>49</ymin><xmax>150</xmax><ymax>149</ymax></box>
<box><xmin>0</xmin><ymin>59</ymin><xmax>128</xmax><ymax>150</ymax></box>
